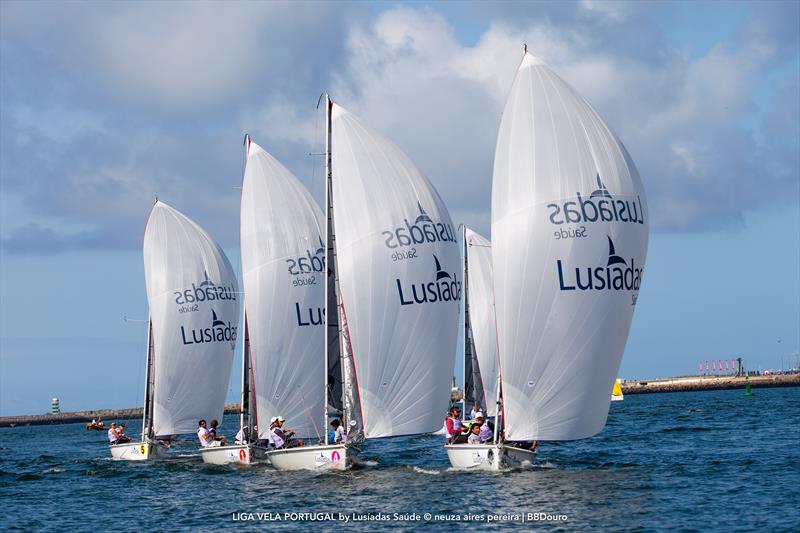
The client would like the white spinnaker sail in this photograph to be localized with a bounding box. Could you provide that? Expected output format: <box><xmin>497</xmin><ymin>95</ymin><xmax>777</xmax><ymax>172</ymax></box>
<box><xmin>491</xmin><ymin>52</ymin><xmax>649</xmax><ymax>441</ymax></box>
<box><xmin>464</xmin><ymin>228</ymin><xmax>499</xmax><ymax>417</ymax></box>
<box><xmin>240</xmin><ymin>139</ymin><xmax>325</xmax><ymax>440</ymax></box>
<box><xmin>144</xmin><ymin>201</ymin><xmax>240</xmax><ymax>437</ymax></box>
<box><xmin>331</xmin><ymin>103</ymin><xmax>460</xmax><ymax>438</ymax></box>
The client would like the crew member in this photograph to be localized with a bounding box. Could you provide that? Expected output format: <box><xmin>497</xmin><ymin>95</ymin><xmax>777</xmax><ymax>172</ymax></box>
<box><xmin>445</xmin><ymin>406</ymin><xmax>468</xmax><ymax>444</ymax></box>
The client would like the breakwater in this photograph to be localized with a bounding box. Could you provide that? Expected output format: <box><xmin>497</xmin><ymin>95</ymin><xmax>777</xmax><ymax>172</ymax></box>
<box><xmin>0</xmin><ymin>403</ymin><xmax>241</xmax><ymax>428</ymax></box>
<box><xmin>622</xmin><ymin>373</ymin><xmax>800</xmax><ymax>394</ymax></box>
<box><xmin>3</xmin><ymin>374</ymin><xmax>799</xmax><ymax>427</ymax></box>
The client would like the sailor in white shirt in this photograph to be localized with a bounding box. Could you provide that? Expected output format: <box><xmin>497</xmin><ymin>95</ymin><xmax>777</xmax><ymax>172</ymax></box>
<box><xmin>268</xmin><ymin>416</ymin><xmax>297</xmax><ymax>449</ymax></box>
<box><xmin>197</xmin><ymin>419</ymin><xmax>215</xmax><ymax>447</ymax></box>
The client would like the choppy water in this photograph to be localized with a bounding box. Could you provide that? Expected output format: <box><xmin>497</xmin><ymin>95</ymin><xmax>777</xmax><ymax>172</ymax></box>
<box><xmin>2</xmin><ymin>388</ymin><xmax>799</xmax><ymax>532</ymax></box>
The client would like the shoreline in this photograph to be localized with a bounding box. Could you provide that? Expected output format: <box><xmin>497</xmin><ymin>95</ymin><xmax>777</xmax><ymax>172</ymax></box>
<box><xmin>2</xmin><ymin>374</ymin><xmax>798</xmax><ymax>427</ymax></box>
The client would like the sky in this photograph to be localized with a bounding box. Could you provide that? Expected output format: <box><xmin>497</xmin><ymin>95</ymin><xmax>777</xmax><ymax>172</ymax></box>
<box><xmin>1</xmin><ymin>0</ymin><xmax>798</xmax><ymax>416</ymax></box>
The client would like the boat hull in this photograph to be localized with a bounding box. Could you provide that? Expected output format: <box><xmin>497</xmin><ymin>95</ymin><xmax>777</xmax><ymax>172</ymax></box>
<box><xmin>445</xmin><ymin>443</ymin><xmax>536</xmax><ymax>471</ymax></box>
<box><xmin>266</xmin><ymin>444</ymin><xmax>355</xmax><ymax>471</ymax></box>
<box><xmin>199</xmin><ymin>444</ymin><xmax>267</xmax><ymax>465</ymax></box>
<box><xmin>109</xmin><ymin>441</ymin><xmax>168</xmax><ymax>461</ymax></box>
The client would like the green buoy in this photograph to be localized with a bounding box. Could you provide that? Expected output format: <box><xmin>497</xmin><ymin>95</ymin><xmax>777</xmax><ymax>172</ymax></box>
<box><xmin>744</xmin><ymin>377</ymin><xmax>753</xmax><ymax>397</ymax></box>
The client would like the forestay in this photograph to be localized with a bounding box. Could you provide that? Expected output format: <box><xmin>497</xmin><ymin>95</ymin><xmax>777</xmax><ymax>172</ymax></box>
<box><xmin>330</xmin><ymin>104</ymin><xmax>460</xmax><ymax>438</ymax></box>
<box><xmin>491</xmin><ymin>52</ymin><xmax>649</xmax><ymax>440</ymax></box>
<box><xmin>464</xmin><ymin>228</ymin><xmax>499</xmax><ymax>417</ymax></box>
<box><xmin>240</xmin><ymin>139</ymin><xmax>325</xmax><ymax>440</ymax></box>
<box><xmin>144</xmin><ymin>201</ymin><xmax>240</xmax><ymax>437</ymax></box>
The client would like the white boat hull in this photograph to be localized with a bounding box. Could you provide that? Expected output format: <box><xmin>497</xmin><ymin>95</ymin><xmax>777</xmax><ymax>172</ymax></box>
<box><xmin>199</xmin><ymin>444</ymin><xmax>267</xmax><ymax>465</ymax></box>
<box><xmin>109</xmin><ymin>441</ymin><xmax>168</xmax><ymax>461</ymax></box>
<box><xmin>445</xmin><ymin>443</ymin><xmax>537</xmax><ymax>470</ymax></box>
<box><xmin>266</xmin><ymin>444</ymin><xmax>355</xmax><ymax>471</ymax></box>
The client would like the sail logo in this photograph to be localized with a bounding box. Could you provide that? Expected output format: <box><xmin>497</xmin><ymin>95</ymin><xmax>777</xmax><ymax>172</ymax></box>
<box><xmin>287</xmin><ymin>236</ymin><xmax>325</xmax><ymax>287</ymax></box>
<box><xmin>295</xmin><ymin>302</ymin><xmax>323</xmax><ymax>327</ymax></box>
<box><xmin>556</xmin><ymin>236</ymin><xmax>643</xmax><ymax>292</ymax></box>
<box><xmin>174</xmin><ymin>271</ymin><xmax>237</xmax><ymax>309</ymax></box>
<box><xmin>180</xmin><ymin>309</ymin><xmax>238</xmax><ymax>347</ymax></box>
<box><xmin>314</xmin><ymin>451</ymin><xmax>341</xmax><ymax>464</ymax></box>
<box><xmin>396</xmin><ymin>254</ymin><xmax>462</xmax><ymax>305</ymax></box>
<box><xmin>286</xmin><ymin>236</ymin><xmax>325</xmax><ymax>275</ymax></box>
<box><xmin>547</xmin><ymin>174</ymin><xmax>645</xmax><ymax>226</ymax></box>
<box><xmin>383</xmin><ymin>202</ymin><xmax>457</xmax><ymax>253</ymax></box>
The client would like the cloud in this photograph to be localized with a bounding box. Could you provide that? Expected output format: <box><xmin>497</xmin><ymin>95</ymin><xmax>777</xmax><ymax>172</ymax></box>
<box><xmin>325</xmin><ymin>5</ymin><xmax>798</xmax><ymax>232</ymax></box>
<box><xmin>0</xmin><ymin>1</ymin><xmax>797</xmax><ymax>253</ymax></box>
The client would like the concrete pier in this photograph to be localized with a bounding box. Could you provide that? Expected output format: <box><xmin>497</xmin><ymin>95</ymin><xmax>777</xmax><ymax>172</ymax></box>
<box><xmin>0</xmin><ymin>403</ymin><xmax>241</xmax><ymax>428</ymax></box>
<box><xmin>622</xmin><ymin>373</ymin><xmax>800</xmax><ymax>394</ymax></box>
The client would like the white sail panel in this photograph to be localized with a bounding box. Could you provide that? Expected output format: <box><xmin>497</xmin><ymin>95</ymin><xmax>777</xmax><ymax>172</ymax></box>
<box><xmin>240</xmin><ymin>140</ymin><xmax>325</xmax><ymax>440</ymax></box>
<box><xmin>331</xmin><ymin>104</ymin><xmax>460</xmax><ymax>438</ymax></box>
<box><xmin>143</xmin><ymin>201</ymin><xmax>240</xmax><ymax>437</ymax></box>
<box><xmin>464</xmin><ymin>228</ymin><xmax>499</xmax><ymax>417</ymax></box>
<box><xmin>491</xmin><ymin>53</ymin><xmax>649</xmax><ymax>440</ymax></box>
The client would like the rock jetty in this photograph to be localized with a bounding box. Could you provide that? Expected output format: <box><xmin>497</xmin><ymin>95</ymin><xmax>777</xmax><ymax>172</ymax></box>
<box><xmin>0</xmin><ymin>403</ymin><xmax>241</xmax><ymax>428</ymax></box>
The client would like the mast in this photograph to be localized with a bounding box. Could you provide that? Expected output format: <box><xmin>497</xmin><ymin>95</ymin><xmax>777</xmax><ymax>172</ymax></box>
<box><xmin>492</xmin><ymin>373</ymin><xmax>501</xmax><ymax>445</ymax></box>
<box><xmin>239</xmin><ymin>135</ymin><xmax>250</xmax><ymax>439</ymax></box>
<box><xmin>247</xmin><ymin>324</ymin><xmax>257</xmax><ymax>437</ymax></box>
<box><xmin>239</xmin><ymin>314</ymin><xmax>248</xmax><ymax>435</ymax></box>
<box><xmin>461</xmin><ymin>225</ymin><xmax>468</xmax><ymax>418</ymax></box>
<box><xmin>140</xmin><ymin>317</ymin><xmax>154</xmax><ymax>442</ymax></box>
<box><xmin>323</xmin><ymin>94</ymin><xmax>333</xmax><ymax>445</ymax></box>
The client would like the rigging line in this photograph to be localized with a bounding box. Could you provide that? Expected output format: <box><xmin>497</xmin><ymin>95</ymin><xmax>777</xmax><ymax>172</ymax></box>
<box><xmin>309</xmin><ymin>95</ymin><xmax>323</xmax><ymax>206</ymax></box>
<box><xmin>301</xmin><ymin>393</ymin><xmax>322</xmax><ymax>443</ymax></box>
<box><xmin>127</xmin><ymin>308</ymin><xmax>148</xmax><ymax>423</ymax></box>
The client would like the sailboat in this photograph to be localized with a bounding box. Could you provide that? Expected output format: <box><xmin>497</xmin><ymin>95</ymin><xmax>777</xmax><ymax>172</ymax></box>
<box><xmin>482</xmin><ymin>48</ymin><xmax>649</xmax><ymax>470</ymax></box>
<box><xmin>266</xmin><ymin>95</ymin><xmax>460</xmax><ymax>469</ymax></box>
<box><xmin>611</xmin><ymin>378</ymin><xmax>624</xmax><ymax>401</ymax></box>
<box><xmin>203</xmin><ymin>136</ymin><xmax>324</xmax><ymax>465</ymax></box>
<box><xmin>111</xmin><ymin>201</ymin><xmax>240</xmax><ymax>461</ymax></box>
<box><xmin>446</xmin><ymin>227</ymin><xmax>504</xmax><ymax>468</ymax></box>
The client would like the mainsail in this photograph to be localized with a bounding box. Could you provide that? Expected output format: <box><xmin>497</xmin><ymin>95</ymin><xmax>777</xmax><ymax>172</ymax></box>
<box><xmin>491</xmin><ymin>52</ymin><xmax>649</xmax><ymax>441</ymax></box>
<box><xmin>330</xmin><ymin>103</ymin><xmax>460</xmax><ymax>438</ymax></box>
<box><xmin>143</xmin><ymin>201</ymin><xmax>240</xmax><ymax>437</ymax></box>
<box><xmin>240</xmin><ymin>138</ymin><xmax>325</xmax><ymax>440</ymax></box>
<box><xmin>464</xmin><ymin>228</ymin><xmax>499</xmax><ymax>417</ymax></box>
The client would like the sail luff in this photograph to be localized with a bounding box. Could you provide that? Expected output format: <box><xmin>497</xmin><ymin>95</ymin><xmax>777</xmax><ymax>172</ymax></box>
<box><xmin>323</xmin><ymin>95</ymin><xmax>332</xmax><ymax>445</ymax></box>
<box><xmin>140</xmin><ymin>316</ymin><xmax>153</xmax><ymax>442</ymax></box>
<box><xmin>239</xmin><ymin>312</ymin><xmax>247</xmax><ymax>433</ymax></box>
<box><xmin>461</xmin><ymin>225</ymin><xmax>468</xmax><ymax>416</ymax></box>
<box><xmin>246</xmin><ymin>321</ymin><xmax>257</xmax><ymax>433</ymax></box>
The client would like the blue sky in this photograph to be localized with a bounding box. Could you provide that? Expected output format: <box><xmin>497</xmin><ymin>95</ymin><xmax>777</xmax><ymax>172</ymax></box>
<box><xmin>1</xmin><ymin>1</ymin><xmax>798</xmax><ymax>415</ymax></box>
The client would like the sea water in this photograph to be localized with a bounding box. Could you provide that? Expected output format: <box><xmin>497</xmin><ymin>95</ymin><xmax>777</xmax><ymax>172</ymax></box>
<box><xmin>1</xmin><ymin>387</ymin><xmax>798</xmax><ymax>532</ymax></box>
